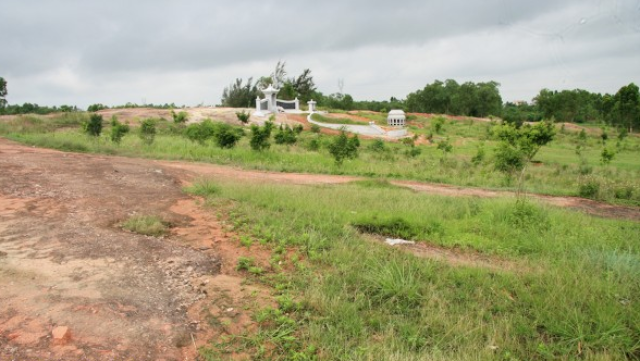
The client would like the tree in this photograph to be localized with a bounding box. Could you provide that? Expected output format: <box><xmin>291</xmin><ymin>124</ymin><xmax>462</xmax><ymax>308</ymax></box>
<box><xmin>0</xmin><ymin>77</ymin><xmax>7</xmax><ymax>108</ymax></box>
<box><xmin>328</xmin><ymin>130</ymin><xmax>360</xmax><ymax>165</ymax></box>
<box><xmin>493</xmin><ymin>121</ymin><xmax>556</xmax><ymax>197</ymax></box>
<box><xmin>221</xmin><ymin>78</ymin><xmax>259</xmax><ymax>108</ymax></box>
<box><xmin>84</xmin><ymin>114</ymin><xmax>103</xmax><ymax>137</ymax></box>
<box><xmin>292</xmin><ymin>68</ymin><xmax>316</xmax><ymax>103</ymax></box>
<box><xmin>249</xmin><ymin>121</ymin><xmax>274</xmax><ymax>151</ymax></box>
<box><xmin>274</xmin><ymin>125</ymin><xmax>297</xmax><ymax>145</ymax></box>
<box><xmin>611</xmin><ymin>83</ymin><xmax>640</xmax><ymax>133</ymax></box>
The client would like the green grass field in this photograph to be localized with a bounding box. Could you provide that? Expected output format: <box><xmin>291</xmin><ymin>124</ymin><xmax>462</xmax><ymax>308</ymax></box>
<box><xmin>188</xmin><ymin>178</ymin><xmax>640</xmax><ymax>360</ymax></box>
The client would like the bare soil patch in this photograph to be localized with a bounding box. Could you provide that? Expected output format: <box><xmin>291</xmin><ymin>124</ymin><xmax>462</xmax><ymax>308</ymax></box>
<box><xmin>0</xmin><ymin>139</ymin><xmax>273</xmax><ymax>360</ymax></box>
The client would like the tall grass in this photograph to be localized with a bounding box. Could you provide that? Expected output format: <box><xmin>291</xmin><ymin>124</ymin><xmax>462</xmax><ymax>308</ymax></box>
<box><xmin>190</xmin><ymin>179</ymin><xmax>640</xmax><ymax>360</ymax></box>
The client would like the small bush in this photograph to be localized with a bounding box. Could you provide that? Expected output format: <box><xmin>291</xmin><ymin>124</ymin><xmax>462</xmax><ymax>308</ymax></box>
<box><xmin>471</xmin><ymin>143</ymin><xmax>485</xmax><ymax>165</ymax></box>
<box><xmin>431</xmin><ymin>116</ymin><xmax>445</xmax><ymax>134</ymax></box>
<box><xmin>214</xmin><ymin>123</ymin><xmax>242</xmax><ymax>149</ymax></box>
<box><xmin>110</xmin><ymin>116</ymin><xmax>130</xmax><ymax>144</ymax></box>
<box><xmin>274</xmin><ymin>125</ymin><xmax>297</xmax><ymax>145</ymax></box>
<box><xmin>171</xmin><ymin>110</ymin><xmax>188</xmax><ymax>124</ymax></box>
<box><xmin>84</xmin><ymin>114</ymin><xmax>103</xmax><ymax>137</ymax></box>
<box><xmin>328</xmin><ymin>131</ymin><xmax>360</xmax><ymax>165</ymax></box>
<box><xmin>368</xmin><ymin>139</ymin><xmax>386</xmax><ymax>153</ymax></box>
<box><xmin>404</xmin><ymin>145</ymin><xmax>421</xmax><ymax>158</ymax></box>
<box><xmin>184</xmin><ymin>119</ymin><xmax>216</xmax><ymax>145</ymax></box>
<box><xmin>139</xmin><ymin>118</ymin><xmax>156</xmax><ymax>145</ymax></box>
<box><xmin>310</xmin><ymin>124</ymin><xmax>321</xmax><ymax>133</ymax></box>
<box><xmin>352</xmin><ymin>216</ymin><xmax>442</xmax><ymax>240</ymax></box>
<box><xmin>601</xmin><ymin>147</ymin><xmax>615</xmax><ymax>165</ymax></box>
<box><xmin>122</xmin><ymin>215</ymin><xmax>168</xmax><ymax>236</ymax></box>
<box><xmin>235</xmin><ymin>110</ymin><xmax>250</xmax><ymax>124</ymax></box>
<box><xmin>579</xmin><ymin>180</ymin><xmax>600</xmax><ymax>199</ymax></box>
<box><xmin>236</xmin><ymin>257</ymin><xmax>255</xmax><ymax>271</ymax></box>
<box><xmin>306</xmin><ymin>138</ymin><xmax>320</xmax><ymax>151</ymax></box>
<box><xmin>250</xmin><ymin>121</ymin><xmax>274</xmax><ymax>151</ymax></box>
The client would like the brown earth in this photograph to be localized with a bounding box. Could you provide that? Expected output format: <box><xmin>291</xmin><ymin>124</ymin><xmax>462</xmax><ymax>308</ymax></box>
<box><xmin>0</xmin><ymin>139</ymin><xmax>274</xmax><ymax>360</ymax></box>
<box><xmin>1</xmin><ymin>137</ymin><xmax>639</xmax><ymax>359</ymax></box>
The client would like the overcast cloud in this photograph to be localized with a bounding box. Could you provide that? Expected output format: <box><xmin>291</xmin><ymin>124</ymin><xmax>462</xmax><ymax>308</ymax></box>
<box><xmin>1</xmin><ymin>0</ymin><xmax>639</xmax><ymax>108</ymax></box>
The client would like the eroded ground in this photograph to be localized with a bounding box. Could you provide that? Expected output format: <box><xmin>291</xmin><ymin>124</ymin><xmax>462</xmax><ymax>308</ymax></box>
<box><xmin>0</xmin><ymin>140</ymin><xmax>271</xmax><ymax>360</ymax></box>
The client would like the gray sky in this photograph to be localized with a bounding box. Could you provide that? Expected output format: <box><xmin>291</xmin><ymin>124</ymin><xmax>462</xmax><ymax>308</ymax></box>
<box><xmin>1</xmin><ymin>0</ymin><xmax>639</xmax><ymax>108</ymax></box>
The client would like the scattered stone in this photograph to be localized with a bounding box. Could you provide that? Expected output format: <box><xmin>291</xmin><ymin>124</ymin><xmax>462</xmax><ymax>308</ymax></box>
<box><xmin>51</xmin><ymin>326</ymin><xmax>72</xmax><ymax>345</ymax></box>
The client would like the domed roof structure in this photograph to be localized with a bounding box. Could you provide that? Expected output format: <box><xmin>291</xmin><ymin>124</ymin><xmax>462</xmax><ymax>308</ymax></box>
<box><xmin>387</xmin><ymin>109</ymin><xmax>406</xmax><ymax>127</ymax></box>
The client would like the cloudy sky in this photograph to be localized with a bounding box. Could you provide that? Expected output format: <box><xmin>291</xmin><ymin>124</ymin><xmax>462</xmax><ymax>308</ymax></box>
<box><xmin>1</xmin><ymin>0</ymin><xmax>639</xmax><ymax>108</ymax></box>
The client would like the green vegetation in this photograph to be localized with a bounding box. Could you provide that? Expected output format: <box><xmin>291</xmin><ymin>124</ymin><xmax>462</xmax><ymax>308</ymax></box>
<box><xmin>109</xmin><ymin>116</ymin><xmax>130</xmax><ymax>144</ymax></box>
<box><xmin>1</xmin><ymin>113</ymin><xmax>639</xmax><ymax>205</ymax></box>
<box><xmin>250</xmin><ymin>121</ymin><xmax>274</xmax><ymax>151</ymax></box>
<box><xmin>121</xmin><ymin>214</ymin><xmax>168</xmax><ymax>236</ymax></box>
<box><xmin>310</xmin><ymin>113</ymin><xmax>364</xmax><ymax>125</ymax></box>
<box><xmin>328</xmin><ymin>131</ymin><xmax>360</xmax><ymax>165</ymax></box>
<box><xmin>171</xmin><ymin>110</ymin><xmax>188</xmax><ymax>124</ymax></box>
<box><xmin>84</xmin><ymin>114</ymin><xmax>103</xmax><ymax>137</ymax></box>
<box><xmin>235</xmin><ymin>110</ymin><xmax>250</xmax><ymax>124</ymax></box>
<box><xmin>188</xmin><ymin>178</ymin><xmax>640</xmax><ymax>360</ymax></box>
<box><xmin>139</xmin><ymin>118</ymin><xmax>156</xmax><ymax>145</ymax></box>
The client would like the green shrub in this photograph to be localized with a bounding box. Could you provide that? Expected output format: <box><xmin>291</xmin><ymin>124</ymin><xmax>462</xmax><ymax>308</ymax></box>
<box><xmin>171</xmin><ymin>110</ymin><xmax>188</xmax><ymax>124</ymax></box>
<box><xmin>84</xmin><ymin>114</ymin><xmax>103</xmax><ymax>137</ymax></box>
<box><xmin>368</xmin><ymin>139</ymin><xmax>386</xmax><ymax>153</ymax></box>
<box><xmin>306</xmin><ymin>138</ymin><xmax>320</xmax><ymax>151</ymax></box>
<box><xmin>249</xmin><ymin>121</ymin><xmax>274</xmax><ymax>151</ymax></box>
<box><xmin>274</xmin><ymin>125</ymin><xmax>297</xmax><ymax>145</ymax></box>
<box><xmin>328</xmin><ymin>131</ymin><xmax>360</xmax><ymax>165</ymax></box>
<box><xmin>431</xmin><ymin>116</ymin><xmax>445</xmax><ymax>134</ymax></box>
<box><xmin>235</xmin><ymin>110</ymin><xmax>250</xmax><ymax>124</ymax></box>
<box><xmin>310</xmin><ymin>124</ymin><xmax>321</xmax><ymax>133</ymax></box>
<box><xmin>110</xmin><ymin>116</ymin><xmax>130</xmax><ymax>144</ymax></box>
<box><xmin>184</xmin><ymin>119</ymin><xmax>216</xmax><ymax>145</ymax></box>
<box><xmin>139</xmin><ymin>118</ymin><xmax>156</xmax><ymax>145</ymax></box>
<box><xmin>213</xmin><ymin>123</ymin><xmax>242</xmax><ymax>149</ymax></box>
<box><xmin>471</xmin><ymin>143</ymin><xmax>485</xmax><ymax>165</ymax></box>
<box><xmin>236</xmin><ymin>256</ymin><xmax>255</xmax><ymax>271</ymax></box>
<box><xmin>579</xmin><ymin>180</ymin><xmax>600</xmax><ymax>199</ymax></box>
<box><xmin>601</xmin><ymin>147</ymin><xmax>615</xmax><ymax>164</ymax></box>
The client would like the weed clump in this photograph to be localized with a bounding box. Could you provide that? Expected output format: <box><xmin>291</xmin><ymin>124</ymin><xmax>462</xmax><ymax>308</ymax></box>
<box><xmin>122</xmin><ymin>215</ymin><xmax>168</xmax><ymax>236</ymax></box>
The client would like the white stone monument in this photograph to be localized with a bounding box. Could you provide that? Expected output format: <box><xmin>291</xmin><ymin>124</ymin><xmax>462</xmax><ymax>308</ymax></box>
<box><xmin>387</xmin><ymin>110</ymin><xmax>406</xmax><ymax>127</ymax></box>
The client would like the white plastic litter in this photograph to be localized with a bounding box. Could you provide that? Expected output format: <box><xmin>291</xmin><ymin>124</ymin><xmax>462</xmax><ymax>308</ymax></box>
<box><xmin>385</xmin><ymin>238</ymin><xmax>415</xmax><ymax>246</ymax></box>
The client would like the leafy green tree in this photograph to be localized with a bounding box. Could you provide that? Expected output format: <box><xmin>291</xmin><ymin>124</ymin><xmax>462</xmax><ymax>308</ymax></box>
<box><xmin>610</xmin><ymin>83</ymin><xmax>640</xmax><ymax>132</ymax></box>
<box><xmin>110</xmin><ymin>116</ymin><xmax>130</xmax><ymax>144</ymax></box>
<box><xmin>329</xmin><ymin>130</ymin><xmax>360</xmax><ymax>165</ymax></box>
<box><xmin>139</xmin><ymin>118</ymin><xmax>156</xmax><ymax>145</ymax></box>
<box><xmin>221</xmin><ymin>78</ymin><xmax>259</xmax><ymax>108</ymax></box>
<box><xmin>84</xmin><ymin>114</ymin><xmax>103</xmax><ymax>137</ymax></box>
<box><xmin>87</xmin><ymin>103</ymin><xmax>108</xmax><ymax>112</ymax></box>
<box><xmin>493</xmin><ymin>121</ymin><xmax>556</xmax><ymax>196</ymax></box>
<box><xmin>0</xmin><ymin>77</ymin><xmax>7</xmax><ymax>108</ymax></box>
<box><xmin>249</xmin><ymin>121</ymin><xmax>274</xmax><ymax>151</ymax></box>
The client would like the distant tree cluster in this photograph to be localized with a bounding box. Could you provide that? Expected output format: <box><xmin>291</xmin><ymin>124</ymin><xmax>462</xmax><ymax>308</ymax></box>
<box><xmin>221</xmin><ymin>62</ymin><xmax>318</xmax><ymax>108</ymax></box>
<box><xmin>404</xmin><ymin>79</ymin><xmax>503</xmax><ymax>117</ymax></box>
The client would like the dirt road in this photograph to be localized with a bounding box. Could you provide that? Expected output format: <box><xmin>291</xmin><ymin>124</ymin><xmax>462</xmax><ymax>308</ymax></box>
<box><xmin>0</xmin><ymin>138</ymin><xmax>638</xmax><ymax>360</ymax></box>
